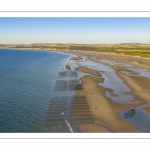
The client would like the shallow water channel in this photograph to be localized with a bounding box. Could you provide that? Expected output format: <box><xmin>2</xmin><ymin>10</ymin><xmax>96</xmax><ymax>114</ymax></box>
<box><xmin>67</xmin><ymin>55</ymin><xmax>150</xmax><ymax>132</ymax></box>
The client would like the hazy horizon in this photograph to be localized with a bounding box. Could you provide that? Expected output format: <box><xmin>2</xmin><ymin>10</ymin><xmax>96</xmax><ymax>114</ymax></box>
<box><xmin>0</xmin><ymin>42</ymin><xmax>149</xmax><ymax>45</ymax></box>
<box><xmin>0</xmin><ymin>17</ymin><xmax>150</xmax><ymax>44</ymax></box>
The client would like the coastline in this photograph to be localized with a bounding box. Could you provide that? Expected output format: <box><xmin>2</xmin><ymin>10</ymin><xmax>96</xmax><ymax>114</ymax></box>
<box><xmin>1</xmin><ymin>47</ymin><xmax>150</xmax><ymax>132</ymax></box>
<box><xmin>1</xmin><ymin>47</ymin><xmax>150</xmax><ymax>69</ymax></box>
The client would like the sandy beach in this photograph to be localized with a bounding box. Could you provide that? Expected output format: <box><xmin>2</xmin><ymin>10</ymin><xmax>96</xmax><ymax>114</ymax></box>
<box><xmin>65</xmin><ymin>51</ymin><xmax>150</xmax><ymax>132</ymax></box>
<box><xmin>2</xmin><ymin>47</ymin><xmax>150</xmax><ymax>132</ymax></box>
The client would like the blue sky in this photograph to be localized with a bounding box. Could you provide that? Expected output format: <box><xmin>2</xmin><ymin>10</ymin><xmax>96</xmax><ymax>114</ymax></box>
<box><xmin>0</xmin><ymin>17</ymin><xmax>150</xmax><ymax>44</ymax></box>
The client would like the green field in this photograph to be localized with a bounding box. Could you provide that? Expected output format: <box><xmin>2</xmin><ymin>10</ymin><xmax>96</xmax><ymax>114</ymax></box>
<box><xmin>0</xmin><ymin>43</ymin><xmax>150</xmax><ymax>58</ymax></box>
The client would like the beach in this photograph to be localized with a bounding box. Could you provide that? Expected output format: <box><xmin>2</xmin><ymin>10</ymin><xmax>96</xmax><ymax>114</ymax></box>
<box><xmin>64</xmin><ymin>51</ymin><xmax>150</xmax><ymax>132</ymax></box>
<box><xmin>1</xmin><ymin>48</ymin><xmax>150</xmax><ymax>132</ymax></box>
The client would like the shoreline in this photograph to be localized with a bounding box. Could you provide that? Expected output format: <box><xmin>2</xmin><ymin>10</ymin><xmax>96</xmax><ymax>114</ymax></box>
<box><xmin>1</xmin><ymin>47</ymin><xmax>150</xmax><ymax>69</ymax></box>
<box><xmin>1</xmin><ymin>47</ymin><xmax>150</xmax><ymax>132</ymax></box>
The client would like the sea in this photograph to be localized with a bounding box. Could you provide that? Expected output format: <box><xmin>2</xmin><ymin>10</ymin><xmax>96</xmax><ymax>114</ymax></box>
<box><xmin>0</xmin><ymin>49</ymin><xmax>72</xmax><ymax>132</ymax></box>
<box><xmin>1</xmin><ymin>49</ymin><xmax>150</xmax><ymax>133</ymax></box>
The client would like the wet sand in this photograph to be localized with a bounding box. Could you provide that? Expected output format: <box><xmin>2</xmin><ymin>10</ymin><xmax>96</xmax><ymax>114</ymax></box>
<box><xmin>76</xmin><ymin>67</ymin><xmax>102</xmax><ymax>77</ymax></box>
<box><xmin>71</xmin><ymin>55</ymin><xmax>83</xmax><ymax>61</ymax></box>
<box><xmin>64</xmin><ymin>51</ymin><xmax>150</xmax><ymax>132</ymax></box>
<box><xmin>89</xmin><ymin>56</ymin><xmax>150</xmax><ymax>103</ymax></box>
<box><xmin>66</xmin><ymin>65</ymin><xmax>71</xmax><ymax>70</ymax></box>
<box><xmin>75</xmin><ymin>67</ymin><xmax>141</xmax><ymax>132</ymax></box>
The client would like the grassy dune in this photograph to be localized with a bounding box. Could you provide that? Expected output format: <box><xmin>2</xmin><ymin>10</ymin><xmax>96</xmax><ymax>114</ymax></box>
<box><xmin>0</xmin><ymin>43</ymin><xmax>150</xmax><ymax>58</ymax></box>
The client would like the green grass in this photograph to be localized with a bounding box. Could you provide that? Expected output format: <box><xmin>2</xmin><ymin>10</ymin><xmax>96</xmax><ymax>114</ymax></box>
<box><xmin>1</xmin><ymin>44</ymin><xmax>150</xmax><ymax>58</ymax></box>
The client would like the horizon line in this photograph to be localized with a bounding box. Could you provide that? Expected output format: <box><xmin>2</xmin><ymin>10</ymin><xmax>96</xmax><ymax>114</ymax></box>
<box><xmin>1</xmin><ymin>42</ymin><xmax>150</xmax><ymax>45</ymax></box>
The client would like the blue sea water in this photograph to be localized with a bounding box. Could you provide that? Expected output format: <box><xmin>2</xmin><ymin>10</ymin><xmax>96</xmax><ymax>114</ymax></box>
<box><xmin>0</xmin><ymin>49</ymin><xmax>71</xmax><ymax>132</ymax></box>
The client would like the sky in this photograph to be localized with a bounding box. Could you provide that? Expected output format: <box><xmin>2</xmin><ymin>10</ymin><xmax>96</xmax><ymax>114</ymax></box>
<box><xmin>0</xmin><ymin>17</ymin><xmax>150</xmax><ymax>44</ymax></box>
